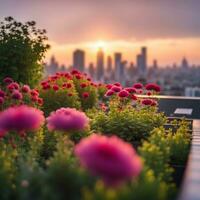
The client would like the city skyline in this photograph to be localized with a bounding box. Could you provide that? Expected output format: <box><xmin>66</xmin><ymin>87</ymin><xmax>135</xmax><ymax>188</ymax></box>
<box><xmin>1</xmin><ymin>0</ymin><xmax>200</xmax><ymax>66</ymax></box>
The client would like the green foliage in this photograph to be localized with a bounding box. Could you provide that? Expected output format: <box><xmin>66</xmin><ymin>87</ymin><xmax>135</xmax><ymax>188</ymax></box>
<box><xmin>39</xmin><ymin>79</ymin><xmax>81</xmax><ymax>116</ymax></box>
<box><xmin>89</xmin><ymin>103</ymin><xmax>166</xmax><ymax>142</ymax></box>
<box><xmin>0</xmin><ymin>16</ymin><xmax>50</xmax><ymax>86</ymax></box>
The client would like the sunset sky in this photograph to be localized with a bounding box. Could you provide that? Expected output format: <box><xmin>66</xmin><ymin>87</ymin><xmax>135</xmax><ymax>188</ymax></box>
<box><xmin>1</xmin><ymin>0</ymin><xmax>200</xmax><ymax>67</ymax></box>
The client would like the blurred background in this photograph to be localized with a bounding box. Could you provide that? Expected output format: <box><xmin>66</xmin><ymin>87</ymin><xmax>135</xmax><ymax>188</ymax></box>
<box><xmin>1</xmin><ymin>0</ymin><xmax>200</xmax><ymax>96</ymax></box>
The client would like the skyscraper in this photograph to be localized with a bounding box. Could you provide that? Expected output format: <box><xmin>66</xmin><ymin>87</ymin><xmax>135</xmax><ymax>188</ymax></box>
<box><xmin>96</xmin><ymin>48</ymin><xmax>104</xmax><ymax>81</ymax></box>
<box><xmin>73</xmin><ymin>49</ymin><xmax>85</xmax><ymax>72</ymax></box>
<box><xmin>107</xmin><ymin>55</ymin><xmax>112</xmax><ymax>75</ymax></box>
<box><xmin>114</xmin><ymin>53</ymin><xmax>122</xmax><ymax>81</ymax></box>
<box><xmin>136</xmin><ymin>47</ymin><xmax>147</xmax><ymax>73</ymax></box>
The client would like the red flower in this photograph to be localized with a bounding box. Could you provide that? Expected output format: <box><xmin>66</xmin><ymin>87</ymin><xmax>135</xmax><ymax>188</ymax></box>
<box><xmin>37</xmin><ymin>98</ymin><xmax>43</xmax><ymax>106</ymax></box>
<box><xmin>114</xmin><ymin>82</ymin><xmax>121</xmax><ymax>87</ymax></box>
<box><xmin>80</xmin><ymin>83</ymin><xmax>87</xmax><ymax>88</ymax></box>
<box><xmin>30</xmin><ymin>89</ymin><xmax>39</xmax><ymax>96</ymax></box>
<box><xmin>75</xmin><ymin>74</ymin><xmax>82</xmax><ymax>79</ymax></box>
<box><xmin>151</xmin><ymin>100</ymin><xmax>157</xmax><ymax>106</ymax></box>
<box><xmin>31</xmin><ymin>96</ymin><xmax>38</xmax><ymax>102</ymax></box>
<box><xmin>53</xmin><ymin>84</ymin><xmax>59</xmax><ymax>91</ymax></box>
<box><xmin>82</xmin><ymin>92</ymin><xmax>89</xmax><ymax>99</ymax></box>
<box><xmin>12</xmin><ymin>90</ymin><xmax>23</xmax><ymax>100</ymax></box>
<box><xmin>106</xmin><ymin>84</ymin><xmax>113</xmax><ymax>89</ymax></box>
<box><xmin>3</xmin><ymin>77</ymin><xmax>13</xmax><ymax>84</ymax></box>
<box><xmin>133</xmin><ymin>83</ymin><xmax>143</xmax><ymax>89</ymax></box>
<box><xmin>111</xmin><ymin>86</ymin><xmax>121</xmax><ymax>93</ymax></box>
<box><xmin>21</xmin><ymin>85</ymin><xmax>30</xmax><ymax>93</ymax></box>
<box><xmin>105</xmin><ymin>90</ymin><xmax>114</xmax><ymax>97</ymax></box>
<box><xmin>67</xmin><ymin>93</ymin><xmax>73</xmax><ymax>97</ymax></box>
<box><xmin>145</xmin><ymin>83</ymin><xmax>161</xmax><ymax>92</ymax></box>
<box><xmin>66</xmin><ymin>83</ymin><xmax>72</xmax><ymax>88</ymax></box>
<box><xmin>141</xmin><ymin>99</ymin><xmax>153</xmax><ymax>106</ymax></box>
<box><xmin>131</xmin><ymin>94</ymin><xmax>137</xmax><ymax>101</ymax></box>
<box><xmin>118</xmin><ymin>90</ymin><xmax>129</xmax><ymax>98</ymax></box>
<box><xmin>71</xmin><ymin>69</ymin><xmax>80</xmax><ymax>75</ymax></box>
<box><xmin>125</xmin><ymin>87</ymin><xmax>136</xmax><ymax>93</ymax></box>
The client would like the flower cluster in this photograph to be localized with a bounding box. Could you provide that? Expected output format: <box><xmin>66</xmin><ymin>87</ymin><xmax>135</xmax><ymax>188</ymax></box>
<box><xmin>75</xmin><ymin>134</ymin><xmax>142</xmax><ymax>186</ymax></box>
<box><xmin>0</xmin><ymin>77</ymin><xmax>43</xmax><ymax>109</ymax></box>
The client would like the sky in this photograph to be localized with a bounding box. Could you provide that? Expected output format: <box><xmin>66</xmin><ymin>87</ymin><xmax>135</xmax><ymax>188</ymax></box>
<box><xmin>0</xmin><ymin>0</ymin><xmax>200</xmax><ymax>67</ymax></box>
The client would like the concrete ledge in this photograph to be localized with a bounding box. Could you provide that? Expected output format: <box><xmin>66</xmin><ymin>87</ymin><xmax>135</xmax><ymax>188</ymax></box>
<box><xmin>178</xmin><ymin>120</ymin><xmax>200</xmax><ymax>200</ymax></box>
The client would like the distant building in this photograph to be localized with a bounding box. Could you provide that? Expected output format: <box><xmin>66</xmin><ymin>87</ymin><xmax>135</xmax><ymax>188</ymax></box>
<box><xmin>96</xmin><ymin>48</ymin><xmax>104</xmax><ymax>81</ymax></box>
<box><xmin>181</xmin><ymin>57</ymin><xmax>189</xmax><ymax>69</ymax></box>
<box><xmin>45</xmin><ymin>55</ymin><xmax>59</xmax><ymax>76</ymax></box>
<box><xmin>185</xmin><ymin>87</ymin><xmax>200</xmax><ymax>97</ymax></box>
<box><xmin>137</xmin><ymin>47</ymin><xmax>147</xmax><ymax>74</ymax></box>
<box><xmin>73</xmin><ymin>49</ymin><xmax>85</xmax><ymax>72</ymax></box>
<box><xmin>88</xmin><ymin>62</ymin><xmax>95</xmax><ymax>78</ymax></box>
<box><xmin>107</xmin><ymin>55</ymin><xmax>113</xmax><ymax>75</ymax></box>
<box><xmin>114</xmin><ymin>53</ymin><xmax>122</xmax><ymax>81</ymax></box>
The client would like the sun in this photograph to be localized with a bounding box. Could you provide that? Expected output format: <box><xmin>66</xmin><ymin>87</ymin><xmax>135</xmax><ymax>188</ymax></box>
<box><xmin>91</xmin><ymin>40</ymin><xmax>108</xmax><ymax>52</ymax></box>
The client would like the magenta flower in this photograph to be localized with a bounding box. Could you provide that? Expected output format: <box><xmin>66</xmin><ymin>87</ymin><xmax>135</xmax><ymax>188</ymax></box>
<box><xmin>11</xmin><ymin>90</ymin><xmax>23</xmax><ymax>100</ymax></box>
<box><xmin>145</xmin><ymin>83</ymin><xmax>161</xmax><ymax>92</ymax></box>
<box><xmin>0</xmin><ymin>90</ymin><xmax>5</xmax><ymax>98</ymax></box>
<box><xmin>118</xmin><ymin>90</ymin><xmax>129</xmax><ymax>98</ymax></box>
<box><xmin>0</xmin><ymin>97</ymin><xmax>4</xmax><ymax>104</ymax></box>
<box><xmin>141</xmin><ymin>99</ymin><xmax>153</xmax><ymax>106</ymax></box>
<box><xmin>105</xmin><ymin>90</ymin><xmax>114</xmax><ymax>97</ymax></box>
<box><xmin>21</xmin><ymin>85</ymin><xmax>30</xmax><ymax>93</ymax></box>
<box><xmin>0</xmin><ymin>105</ymin><xmax>45</xmax><ymax>134</ymax></box>
<box><xmin>125</xmin><ymin>87</ymin><xmax>136</xmax><ymax>94</ymax></box>
<box><xmin>3</xmin><ymin>77</ymin><xmax>13</xmax><ymax>84</ymax></box>
<box><xmin>75</xmin><ymin>134</ymin><xmax>142</xmax><ymax>186</ymax></box>
<box><xmin>47</xmin><ymin>108</ymin><xmax>89</xmax><ymax>132</ymax></box>
<box><xmin>132</xmin><ymin>83</ymin><xmax>143</xmax><ymax>89</ymax></box>
<box><xmin>111</xmin><ymin>86</ymin><xmax>121</xmax><ymax>93</ymax></box>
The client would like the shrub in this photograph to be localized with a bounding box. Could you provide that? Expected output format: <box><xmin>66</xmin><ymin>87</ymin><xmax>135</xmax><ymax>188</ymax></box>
<box><xmin>0</xmin><ymin>17</ymin><xmax>50</xmax><ymax>87</ymax></box>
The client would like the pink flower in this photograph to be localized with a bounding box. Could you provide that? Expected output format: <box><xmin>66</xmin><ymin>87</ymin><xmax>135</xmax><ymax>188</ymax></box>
<box><xmin>21</xmin><ymin>85</ymin><xmax>30</xmax><ymax>93</ymax></box>
<box><xmin>132</xmin><ymin>83</ymin><xmax>143</xmax><ymax>89</ymax></box>
<box><xmin>37</xmin><ymin>98</ymin><xmax>43</xmax><ymax>106</ymax></box>
<box><xmin>0</xmin><ymin>105</ymin><xmax>45</xmax><ymax>134</ymax></box>
<box><xmin>12</xmin><ymin>90</ymin><xmax>23</xmax><ymax>100</ymax></box>
<box><xmin>141</xmin><ymin>99</ymin><xmax>153</xmax><ymax>106</ymax></box>
<box><xmin>47</xmin><ymin>108</ymin><xmax>89</xmax><ymax>132</ymax></box>
<box><xmin>3</xmin><ymin>77</ymin><xmax>13</xmax><ymax>84</ymax></box>
<box><xmin>75</xmin><ymin>134</ymin><xmax>142</xmax><ymax>186</ymax></box>
<box><xmin>82</xmin><ymin>92</ymin><xmax>89</xmax><ymax>99</ymax></box>
<box><xmin>75</xmin><ymin>74</ymin><xmax>82</xmax><ymax>79</ymax></box>
<box><xmin>145</xmin><ymin>83</ymin><xmax>161</xmax><ymax>92</ymax></box>
<box><xmin>111</xmin><ymin>86</ymin><xmax>121</xmax><ymax>93</ymax></box>
<box><xmin>151</xmin><ymin>100</ymin><xmax>157</xmax><ymax>106</ymax></box>
<box><xmin>71</xmin><ymin>69</ymin><xmax>80</xmax><ymax>75</ymax></box>
<box><xmin>105</xmin><ymin>90</ymin><xmax>114</xmax><ymax>97</ymax></box>
<box><xmin>118</xmin><ymin>90</ymin><xmax>129</xmax><ymax>98</ymax></box>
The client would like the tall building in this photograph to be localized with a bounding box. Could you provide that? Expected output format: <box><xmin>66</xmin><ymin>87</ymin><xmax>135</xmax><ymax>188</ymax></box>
<box><xmin>136</xmin><ymin>47</ymin><xmax>147</xmax><ymax>74</ymax></box>
<box><xmin>114</xmin><ymin>53</ymin><xmax>122</xmax><ymax>81</ymax></box>
<box><xmin>181</xmin><ymin>57</ymin><xmax>189</xmax><ymax>69</ymax></box>
<box><xmin>107</xmin><ymin>55</ymin><xmax>112</xmax><ymax>75</ymax></box>
<box><xmin>96</xmin><ymin>48</ymin><xmax>104</xmax><ymax>81</ymax></box>
<box><xmin>73</xmin><ymin>49</ymin><xmax>85</xmax><ymax>72</ymax></box>
<box><xmin>88</xmin><ymin>62</ymin><xmax>95</xmax><ymax>78</ymax></box>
